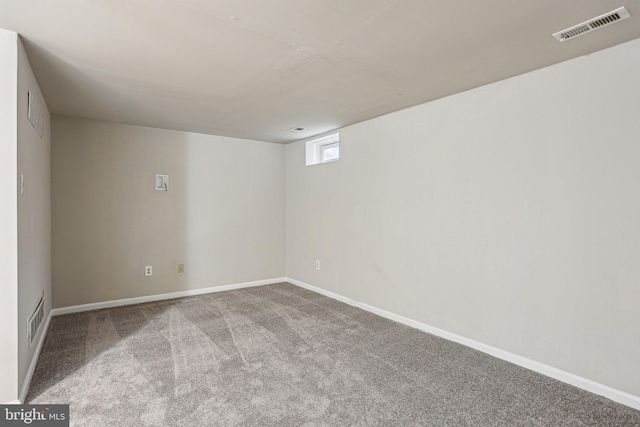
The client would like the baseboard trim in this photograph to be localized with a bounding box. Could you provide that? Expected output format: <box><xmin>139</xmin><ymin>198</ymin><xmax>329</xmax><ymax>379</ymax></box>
<box><xmin>285</xmin><ymin>277</ymin><xmax>640</xmax><ymax>411</ymax></box>
<box><xmin>4</xmin><ymin>400</ymin><xmax>21</xmax><ymax>405</ymax></box>
<box><xmin>51</xmin><ymin>277</ymin><xmax>287</xmax><ymax>316</ymax></box>
<box><xmin>18</xmin><ymin>309</ymin><xmax>53</xmax><ymax>404</ymax></box>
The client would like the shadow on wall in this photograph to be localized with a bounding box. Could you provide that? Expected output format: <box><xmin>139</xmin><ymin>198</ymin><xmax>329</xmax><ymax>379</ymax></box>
<box><xmin>51</xmin><ymin>113</ymin><xmax>284</xmax><ymax>308</ymax></box>
<box><xmin>26</xmin><ymin>38</ymin><xmax>202</xmax><ymax>309</ymax></box>
<box><xmin>51</xmin><ymin>118</ymin><xmax>190</xmax><ymax>307</ymax></box>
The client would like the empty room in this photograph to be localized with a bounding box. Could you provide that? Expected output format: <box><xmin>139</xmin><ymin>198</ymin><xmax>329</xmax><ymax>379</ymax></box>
<box><xmin>1</xmin><ymin>0</ymin><xmax>640</xmax><ymax>425</ymax></box>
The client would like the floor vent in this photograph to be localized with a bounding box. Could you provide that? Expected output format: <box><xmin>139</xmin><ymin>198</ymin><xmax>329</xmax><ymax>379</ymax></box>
<box><xmin>553</xmin><ymin>7</ymin><xmax>630</xmax><ymax>42</ymax></box>
<box><xmin>28</xmin><ymin>296</ymin><xmax>45</xmax><ymax>346</ymax></box>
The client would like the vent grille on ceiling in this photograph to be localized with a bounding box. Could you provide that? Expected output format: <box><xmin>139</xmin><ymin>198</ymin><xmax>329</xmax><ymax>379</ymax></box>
<box><xmin>553</xmin><ymin>7</ymin><xmax>630</xmax><ymax>42</ymax></box>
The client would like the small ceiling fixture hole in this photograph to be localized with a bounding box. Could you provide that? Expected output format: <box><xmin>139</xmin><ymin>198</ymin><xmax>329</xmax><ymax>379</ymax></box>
<box><xmin>287</xmin><ymin>127</ymin><xmax>306</xmax><ymax>133</ymax></box>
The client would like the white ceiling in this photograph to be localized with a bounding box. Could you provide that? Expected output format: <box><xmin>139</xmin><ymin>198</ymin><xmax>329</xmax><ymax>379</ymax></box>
<box><xmin>1</xmin><ymin>1</ymin><xmax>639</xmax><ymax>143</ymax></box>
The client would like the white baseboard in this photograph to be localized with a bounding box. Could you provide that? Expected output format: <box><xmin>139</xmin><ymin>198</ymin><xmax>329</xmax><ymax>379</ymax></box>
<box><xmin>19</xmin><ymin>309</ymin><xmax>53</xmax><ymax>404</ymax></box>
<box><xmin>3</xmin><ymin>400</ymin><xmax>21</xmax><ymax>405</ymax></box>
<box><xmin>285</xmin><ymin>277</ymin><xmax>640</xmax><ymax>411</ymax></box>
<box><xmin>31</xmin><ymin>275</ymin><xmax>640</xmax><ymax>411</ymax></box>
<box><xmin>50</xmin><ymin>277</ymin><xmax>287</xmax><ymax>316</ymax></box>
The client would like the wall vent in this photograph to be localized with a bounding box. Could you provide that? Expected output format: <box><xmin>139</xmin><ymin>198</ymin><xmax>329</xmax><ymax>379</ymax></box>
<box><xmin>27</xmin><ymin>91</ymin><xmax>45</xmax><ymax>138</ymax></box>
<box><xmin>28</xmin><ymin>295</ymin><xmax>45</xmax><ymax>346</ymax></box>
<box><xmin>553</xmin><ymin>7</ymin><xmax>630</xmax><ymax>42</ymax></box>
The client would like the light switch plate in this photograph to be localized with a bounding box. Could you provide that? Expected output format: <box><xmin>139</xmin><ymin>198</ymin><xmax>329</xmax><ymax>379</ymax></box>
<box><xmin>155</xmin><ymin>174</ymin><xmax>169</xmax><ymax>191</ymax></box>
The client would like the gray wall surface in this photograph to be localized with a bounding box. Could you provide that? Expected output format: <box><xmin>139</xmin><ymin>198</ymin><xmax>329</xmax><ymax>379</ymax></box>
<box><xmin>52</xmin><ymin>117</ymin><xmax>285</xmax><ymax>308</ymax></box>
<box><xmin>17</xmin><ymin>37</ymin><xmax>52</xmax><ymax>398</ymax></box>
<box><xmin>0</xmin><ymin>31</ymin><xmax>52</xmax><ymax>403</ymax></box>
<box><xmin>285</xmin><ymin>38</ymin><xmax>640</xmax><ymax>397</ymax></box>
<box><xmin>0</xmin><ymin>29</ymin><xmax>19</xmax><ymax>404</ymax></box>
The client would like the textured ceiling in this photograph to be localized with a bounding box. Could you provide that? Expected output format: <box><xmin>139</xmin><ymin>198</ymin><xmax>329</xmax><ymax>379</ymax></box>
<box><xmin>1</xmin><ymin>0</ymin><xmax>639</xmax><ymax>143</ymax></box>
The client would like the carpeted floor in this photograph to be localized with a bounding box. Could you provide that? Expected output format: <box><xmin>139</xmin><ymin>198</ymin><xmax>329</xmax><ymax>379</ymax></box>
<box><xmin>28</xmin><ymin>282</ymin><xmax>640</xmax><ymax>426</ymax></box>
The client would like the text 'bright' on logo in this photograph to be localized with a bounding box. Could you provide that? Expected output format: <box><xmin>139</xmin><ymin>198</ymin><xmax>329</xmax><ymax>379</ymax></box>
<box><xmin>0</xmin><ymin>405</ymin><xmax>69</xmax><ymax>426</ymax></box>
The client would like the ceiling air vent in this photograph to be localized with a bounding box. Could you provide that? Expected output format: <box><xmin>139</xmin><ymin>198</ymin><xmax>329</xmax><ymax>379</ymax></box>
<box><xmin>287</xmin><ymin>127</ymin><xmax>306</xmax><ymax>133</ymax></box>
<box><xmin>553</xmin><ymin>7</ymin><xmax>630</xmax><ymax>42</ymax></box>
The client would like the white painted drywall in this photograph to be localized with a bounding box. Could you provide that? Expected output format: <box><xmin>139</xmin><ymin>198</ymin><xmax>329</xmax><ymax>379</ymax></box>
<box><xmin>52</xmin><ymin>117</ymin><xmax>285</xmax><ymax>308</ymax></box>
<box><xmin>17</xmin><ymin>37</ymin><xmax>52</xmax><ymax>396</ymax></box>
<box><xmin>286</xmin><ymin>38</ymin><xmax>640</xmax><ymax>397</ymax></box>
<box><xmin>0</xmin><ymin>29</ymin><xmax>19</xmax><ymax>404</ymax></box>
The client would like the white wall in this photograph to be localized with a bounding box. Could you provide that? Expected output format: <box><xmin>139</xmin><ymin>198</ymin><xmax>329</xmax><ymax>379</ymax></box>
<box><xmin>17</xmin><ymin>37</ymin><xmax>52</xmax><ymax>397</ymax></box>
<box><xmin>0</xmin><ymin>29</ymin><xmax>19</xmax><ymax>404</ymax></box>
<box><xmin>286</xmin><ymin>38</ymin><xmax>640</xmax><ymax>398</ymax></box>
<box><xmin>0</xmin><ymin>31</ymin><xmax>51</xmax><ymax>404</ymax></box>
<box><xmin>52</xmin><ymin>117</ymin><xmax>285</xmax><ymax>308</ymax></box>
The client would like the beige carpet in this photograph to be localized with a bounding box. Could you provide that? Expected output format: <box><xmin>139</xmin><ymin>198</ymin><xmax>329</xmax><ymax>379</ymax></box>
<box><xmin>28</xmin><ymin>282</ymin><xmax>640</xmax><ymax>426</ymax></box>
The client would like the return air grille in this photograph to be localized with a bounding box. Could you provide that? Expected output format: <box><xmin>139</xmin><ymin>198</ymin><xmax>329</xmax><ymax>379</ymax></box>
<box><xmin>28</xmin><ymin>295</ymin><xmax>45</xmax><ymax>346</ymax></box>
<box><xmin>553</xmin><ymin>7</ymin><xmax>630</xmax><ymax>42</ymax></box>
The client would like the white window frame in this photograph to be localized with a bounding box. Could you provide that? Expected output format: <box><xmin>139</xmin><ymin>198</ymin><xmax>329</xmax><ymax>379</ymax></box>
<box><xmin>306</xmin><ymin>133</ymin><xmax>340</xmax><ymax>166</ymax></box>
<box><xmin>321</xmin><ymin>141</ymin><xmax>339</xmax><ymax>162</ymax></box>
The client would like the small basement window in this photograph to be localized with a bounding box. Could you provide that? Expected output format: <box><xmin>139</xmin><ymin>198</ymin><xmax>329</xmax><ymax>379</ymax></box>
<box><xmin>306</xmin><ymin>133</ymin><xmax>339</xmax><ymax>166</ymax></box>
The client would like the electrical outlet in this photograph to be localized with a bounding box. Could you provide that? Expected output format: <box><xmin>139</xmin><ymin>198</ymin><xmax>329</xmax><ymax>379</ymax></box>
<box><xmin>145</xmin><ymin>266</ymin><xmax>152</xmax><ymax>277</ymax></box>
<box><xmin>315</xmin><ymin>260</ymin><xmax>320</xmax><ymax>270</ymax></box>
<box><xmin>178</xmin><ymin>263</ymin><xmax>184</xmax><ymax>273</ymax></box>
